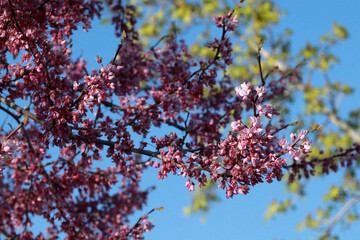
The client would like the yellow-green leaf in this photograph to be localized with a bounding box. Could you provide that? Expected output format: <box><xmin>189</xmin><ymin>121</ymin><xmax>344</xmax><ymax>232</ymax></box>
<box><xmin>333</xmin><ymin>23</ymin><xmax>348</xmax><ymax>39</ymax></box>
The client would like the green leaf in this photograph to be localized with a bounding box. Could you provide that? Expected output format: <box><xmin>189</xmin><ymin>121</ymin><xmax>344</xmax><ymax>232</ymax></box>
<box><xmin>287</xmin><ymin>180</ymin><xmax>300</xmax><ymax>193</ymax></box>
<box><xmin>333</xmin><ymin>23</ymin><xmax>349</xmax><ymax>40</ymax></box>
<box><xmin>284</xmin><ymin>29</ymin><xmax>292</xmax><ymax>36</ymax></box>
<box><xmin>183</xmin><ymin>207</ymin><xmax>192</xmax><ymax>216</ymax></box>
<box><xmin>320</xmin><ymin>54</ymin><xmax>328</xmax><ymax>71</ymax></box>
<box><xmin>264</xmin><ymin>200</ymin><xmax>279</xmax><ymax>221</ymax></box>
<box><xmin>323</xmin><ymin>185</ymin><xmax>340</xmax><ymax>201</ymax></box>
<box><xmin>309</xmin><ymin>124</ymin><xmax>321</xmax><ymax>133</ymax></box>
<box><xmin>155</xmin><ymin>207</ymin><xmax>164</xmax><ymax>211</ymax></box>
<box><xmin>346</xmin><ymin>213</ymin><xmax>359</xmax><ymax>223</ymax></box>
<box><xmin>302</xmin><ymin>44</ymin><xmax>317</xmax><ymax>59</ymax></box>
<box><xmin>264</xmin><ymin>199</ymin><xmax>292</xmax><ymax>221</ymax></box>
<box><xmin>101</xmin><ymin>18</ymin><xmax>110</xmax><ymax>25</ymax></box>
<box><xmin>184</xmin><ymin>181</ymin><xmax>220</xmax><ymax>221</ymax></box>
<box><xmin>305</xmin><ymin>214</ymin><xmax>320</xmax><ymax>229</ymax></box>
<box><xmin>203</xmin><ymin>0</ymin><xmax>218</xmax><ymax>14</ymax></box>
<box><xmin>342</xmin><ymin>85</ymin><xmax>354</xmax><ymax>95</ymax></box>
<box><xmin>172</xmin><ymin>4</ymin><xmax>193</xmax><ymax>24</ymax></box>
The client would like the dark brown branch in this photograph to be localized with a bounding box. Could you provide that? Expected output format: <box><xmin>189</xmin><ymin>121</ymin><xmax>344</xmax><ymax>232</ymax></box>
<box><xmin>0</xmin><ymin>96</ymin><xmax>44</xmax><ymax>124</ymax></box>
<box><xmin>71</xmin><ymin>134</ymin><xmax>161</xmax><ymax>159</ymax></box>
<box><xmin>101</xmin><ymin>100</ymin><xmax>127</xmax><ymax>111</ymax></box>
<box><xmin>3</xmin><ymin>120</ymin><xmax>23</xmax><ymax>142</ymax></box>
<box><xmin>0</xmin><ymin>106</ymin><xmax>36</xmax><ymax>157</ymax></box>
<box><xmin>127</xmin><ymin>207</ymin><xmax>163</xmax><ymax>238</ymax></box>
<box><xmin>111</xmin><ymin>31</ymin><xmax>126</xmax><ymax>65</ymax></box>
<box><xmin>271</xmin><ymin>120</ymin><xmax>299</xmax><ymax>136</ymax></box>
<box><xmin>111</xmin><ymin>43</ymin><xmax>122</xmax><ymax>65</ymax></box>
<box><xmin>257</xmin><ymin>39</ymin><xmax>265</xmax><ymax>86</ymax></box>
<box><xmin>150</xmin><ymin>35</ymin><xmax>169</xmax><ymax>51</ymax></box>
<box><xmin>284</xmin><ymin>147</ymin><xmax>358</xmax><ymax>170</ymax></box>
<box><xmin>251</xmin><ymin>39</ymin><xmax>267</xmax><ymax>117</ymax></box>
<box><xmin>0</xmin><ymin>228</ymin><xmax>11</xmax><ymax>239</ymax></box>
<box><xmin>8</xmin><ymin>0</ymin><xmax>27</xmax><ymax>39</ymax></box>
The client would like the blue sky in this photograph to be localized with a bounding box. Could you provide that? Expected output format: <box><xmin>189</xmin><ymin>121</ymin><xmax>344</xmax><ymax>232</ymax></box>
<box><xmin>20</xmin><ymin>0</ymin><xmax>360</xmax><ymax>239</ymax></box>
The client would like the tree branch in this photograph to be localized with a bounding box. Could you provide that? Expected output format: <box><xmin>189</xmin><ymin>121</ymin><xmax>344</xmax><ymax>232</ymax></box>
<box><xmin>320</xmin><ymin>192</ymin><xmax>360</xmax><ymax>238</ymax></box>
<box><xmin>0</xmin><ymin>105</ymin><xmax>36</xmax><ymax>155</ymax></box>
<box><xmin>284</xmin><ymin>146</ymin><xmax>358</xmax><ymax>170</ymax></box>
<box><xmin>322</xmin><ymin>106</ymin><xmax>360</xmax><ymax>142</ymax></box>
<box><xmin>296</xmin><ymin>83</ymin><xmax>360</xmax><ymax>142</ymax></box>
<box><xmin>237</xmin><ymin>34</ymin><xmax>286</xmax><ymax>70</ymax></box>
<box><xmin>0</xmin><ymin>96</ymin><xmax>44</xmax><ymax>124</ymax></box>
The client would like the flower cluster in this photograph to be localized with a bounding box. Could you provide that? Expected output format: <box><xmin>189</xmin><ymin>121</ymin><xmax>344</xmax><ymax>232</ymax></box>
<box><xmin>0</xmin><ymin>137</ymin><xmax>21</xmax><ymax>176</ymax></box>
<box><xmin>0</xmin><ymin>154</ymin><xmax>8</xmax><ymax>176</ymax></box>
<box><xmin>213</xmin><ymin>11</ymin><xmax>239</xmax><ymax>31</ymax></box>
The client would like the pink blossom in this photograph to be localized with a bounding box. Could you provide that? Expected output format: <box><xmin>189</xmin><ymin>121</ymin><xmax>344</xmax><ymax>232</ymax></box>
<box><xmin>298</xmin><ymin>129</ymin><xmax>307</xmax><ymax>140</ymax></box>
<box><xmin>235</xmin><ymin>82</ymin><xmax>252</xmax><ymax>100</ymax></box>
<box><xmin>185</xmin><ymin>179</ymin><xmax>195</xmax><ymax>191</ymax></box>
<box><xmin>96</xmin><ymin>55</ymin><xmax>103</xmax><ymax>64</ymax></box>
<box><xmin>255</xmin><ymin>86</ymin><xmax>267</xmax><ymax>99</ymax></box>
<box><xmin>1</xmin><ymin>138</ymin><xmax>20</xmax><ymax>154</ymax></box>
<box><xmin>226</xmin><ymin>14</ymin><xmax>239</xmax><ymax>31</ymax></box>
<box><xmin>0</xmin><ymin>154</ymin><xmax>8</xmax><ymax>176</ymax></box>
<box><xmin>231</xmin><ymin>120</ymin><xmax>244</xmax><ymax>132</ymax></box>
<box><xmin>301</xmin><ymin>140</ymin><xmax>312</xmax><ymax>153</ymax></box>
<box><xmin>213</xmin><ymin>16</ymin><xmax>225</xmax><ymax>28</ymax></box>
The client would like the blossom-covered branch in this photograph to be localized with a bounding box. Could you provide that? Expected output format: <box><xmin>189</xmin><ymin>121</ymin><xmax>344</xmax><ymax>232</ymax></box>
<box><xmin>1</xmin><ymin>0</ymin><xmax>357</xmax><ymax>239</ymax></box>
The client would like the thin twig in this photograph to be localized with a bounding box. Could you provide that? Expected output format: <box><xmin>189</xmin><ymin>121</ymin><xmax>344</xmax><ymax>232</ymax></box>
<box><xmin>4</xmin><ymin>121</ymin><xmax>23</xmax><ymax>142</ymax></box>
<box><xmin>111</xmin><ymin>43</ymin><xmax>122</xmax><ymax>65</ymax></box>
<box><xmin>111</xmin><ymin>31</ymin><xmax>126</xmax><ymax>65</ymax></box>
<box><xmin>126</xmin><ymin>207</ymin><xmax>163</xmax><ymax>238</ymax></box>
<box><xmin>252</xmin><ymin>39</ymin><xmax>266</xmax><ymax>117</ymax></box>
<box><xmin>257</xmin><ymin>39</ymin><xmax>265</xmax><ymax>86</ymax></box>
<box><xmin>150</xmin><ymin>35</ymin><xmax>169</xmax><ymax>51</ymax></box>
<box><xmin>285</xmin><ymin>146</ymin><xmax>357</xmax><ymax>169</ymax></box>
<box><xmin>0</xmin><ymin>105</ymin><xmax>36</xmax><ymax>155</ymax></box>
